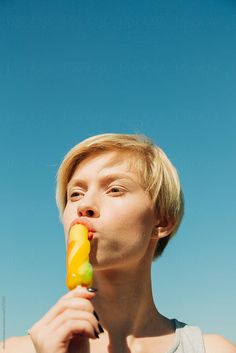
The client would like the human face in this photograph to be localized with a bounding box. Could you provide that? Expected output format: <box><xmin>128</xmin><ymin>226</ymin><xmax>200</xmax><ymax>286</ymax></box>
<box><xmin>63</xmin><ymin>151</ymin><xmax>158</xmax><ymax>271</ymax></box>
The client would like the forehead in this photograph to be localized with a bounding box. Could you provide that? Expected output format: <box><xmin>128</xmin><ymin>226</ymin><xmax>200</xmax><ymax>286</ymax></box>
<box><xmin>70</xmin><ymin>150</ymin><xmax>139</xmax><ymax>181</ymax></box>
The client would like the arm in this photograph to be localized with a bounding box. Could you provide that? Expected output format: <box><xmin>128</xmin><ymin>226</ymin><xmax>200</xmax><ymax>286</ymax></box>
<box><xmin>0</xmin><ymin>336</ymin><xmax>36</xmax><ymax>353</ymax></box>
<box><xmin>204</xmin><ymin>334</ymin><xmax>236</xmax><ymax>353</ymax></box>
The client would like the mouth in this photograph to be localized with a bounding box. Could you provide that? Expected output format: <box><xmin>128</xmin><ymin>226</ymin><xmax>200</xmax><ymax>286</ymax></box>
<box><xmin>69</xmin><ymin>219</ymin><xmax>95</xmax><ymax>241</ymax></box>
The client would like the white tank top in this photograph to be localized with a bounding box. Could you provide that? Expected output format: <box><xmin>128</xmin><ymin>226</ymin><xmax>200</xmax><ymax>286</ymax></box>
<box><xmin>167</xmin><ymin>319</ymin><xmax>206</xmax><ymax>353</ymax></box>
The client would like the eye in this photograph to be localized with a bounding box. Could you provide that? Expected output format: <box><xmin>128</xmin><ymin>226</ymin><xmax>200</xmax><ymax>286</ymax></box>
<box><xmin>68</xmin><ymin>189</ymin><xmax>84</xmax><ymax>200</ymax></box>
<box><xmin>107</xmin><ymin>186</ymin><xmax>125</xmax><ymax>196</ymax></box>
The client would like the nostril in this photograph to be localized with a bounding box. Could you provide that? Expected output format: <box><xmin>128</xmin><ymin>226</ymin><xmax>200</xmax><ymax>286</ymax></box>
<box><xmin>78</xmin><ymin>208</ymin><xmax>96</xmax><ymax>217</ymax></box>
<box><xmin>86</xmin><ymin>210</ymin><xmax>94</xmax><ymax>217</ymax></box>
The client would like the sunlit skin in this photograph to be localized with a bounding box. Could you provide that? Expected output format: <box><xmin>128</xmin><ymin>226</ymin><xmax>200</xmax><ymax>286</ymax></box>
<box><xmin>63</xmin><ymin>151</ymin><xmax>160</xmax><ymax>272</ymax></box>
<box><xmin>3</xmin><ymin>151</ymin><xmax>236</xmax><ymax>353</ymax></box>
<box><xmin>62</xmin><ymin>151</ymin><xmax>177</xmax><ymax>352</ymax></box>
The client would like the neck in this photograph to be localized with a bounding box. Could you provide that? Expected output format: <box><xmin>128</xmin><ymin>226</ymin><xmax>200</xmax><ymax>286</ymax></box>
<box><xmin>92</xmin><ymin>261</ymin><xmax>163</xmax><ymax>339</ymax></box>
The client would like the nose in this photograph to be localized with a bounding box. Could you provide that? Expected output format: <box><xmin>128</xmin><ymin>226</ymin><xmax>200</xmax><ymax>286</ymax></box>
<box><xmin>77</xmin><ymin>196</ymin><xmax>99</xmax><ymax>218</ymax></box>
<box><xmin>78</xmin><ymin>208</ymin><xmax>97</xmax><ymax>217</ymax></box>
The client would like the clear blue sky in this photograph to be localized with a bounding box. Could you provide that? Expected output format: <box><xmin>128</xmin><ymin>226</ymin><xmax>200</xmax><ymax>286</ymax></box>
<box><xmin>0</xmin><ymin>0</ymin><xmax>236</xmax><ymax>343</ymax></box>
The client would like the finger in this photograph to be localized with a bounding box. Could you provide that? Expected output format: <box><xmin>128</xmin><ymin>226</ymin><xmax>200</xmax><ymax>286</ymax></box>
<box><xmin>49</xmin><ymin>309</ymin><xmax>99</xmax><ymax>334</ymax></box>
<box><xmin>62</xmin><ymin>286</ymin><xmax>97</xmax><ymax>301</ymax></box>
<box><xmin>61</xmin><ymin>298</ymin><xmax>94</xmax><ymax>313</ymax></box>
<box><xmin>55</xmin><ymin>318</ymin><xmax>98</xmax><ymax>341</ymax></box>
<box><xmin>37</xmin><ymin>287</ymin><xmax>97</xmax><ymax>325</ymax></box>
<box><xmin>29</xmin><ymin>310</ymin><xmax>100</xmax><ymax>349</ymax></box>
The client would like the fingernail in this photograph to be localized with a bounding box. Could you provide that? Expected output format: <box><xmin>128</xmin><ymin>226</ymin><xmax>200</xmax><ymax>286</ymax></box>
<box><xmin>93</xmin><ymin>310</ymin><xmax>100</xmax><ymax>321</ymax></box>
<box><xmin>94</xmin><ymin>329</ymin><xmax>100</xmax><ymax>339</ymax></box>
<box><xmin>98</xmin><ymin>323</ymin><xmax>104</xmax><ymax>333</ymax></box>
<box><xmin>87</xmin><ymin>287</ymin><xmax>98</xmax><ymax>293</ymax></box>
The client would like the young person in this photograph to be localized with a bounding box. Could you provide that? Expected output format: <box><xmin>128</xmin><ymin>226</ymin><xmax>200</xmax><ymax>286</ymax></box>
<box><xmin>2</xmin><ymin>133</ymin><xmax>236</xmax><ymax>353</ymax></box>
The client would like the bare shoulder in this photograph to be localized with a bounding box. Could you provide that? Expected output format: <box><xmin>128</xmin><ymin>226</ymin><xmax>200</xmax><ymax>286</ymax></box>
<box><xmin>203</xmin><ymin>334</ymin><xmax>236</xmax><ymax>353</ymax></box>
<box><xmin>0</xmin><ymin>336</ymin><xmax>36</xmax><ymax>353</ymax></box>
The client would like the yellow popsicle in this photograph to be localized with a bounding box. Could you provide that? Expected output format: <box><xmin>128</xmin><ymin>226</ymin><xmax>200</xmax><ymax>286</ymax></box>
<box><xmin>66</xmin><ymin>223</ymin><xmax>93</xmax><ymax>290</ymax></box>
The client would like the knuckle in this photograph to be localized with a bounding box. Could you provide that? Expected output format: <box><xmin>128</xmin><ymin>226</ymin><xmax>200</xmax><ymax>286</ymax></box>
<box><xmin>64</xmin><ymin>319</ymin><xmax>93</xmax><ymax>337</ymax></box>
<box><xmin>81</xmin><ymin>320</ymin><xmax>93</xmax><ymax>336</ymax></box>
<box><xmin>63</xmin><ymin>308</ymin><xmax>74</xmax><ymax>320</ymax></box>
<box><xmin>57</xmin><ymin>298</ymin><xmax>68</xmax><ymax>310</ymax></box>
<box><xmin>65</xmin><ymin>320</ymin><xmax>75</xmax><ymax>332</ymax></box>
<box><xmin>70</xmin><ymin>297</ymin><xmax>93</xmax><ymax>312</ymax></box>
<box><xmin>79</xmin><ymin>300</ymin><xmax>93</xmax><ymax>312</ymax></box>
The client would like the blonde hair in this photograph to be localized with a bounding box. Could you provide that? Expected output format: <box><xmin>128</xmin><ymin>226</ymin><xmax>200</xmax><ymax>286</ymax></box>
<box><xmin>56</xmin><ymin>133</ymin><xmax>184</xmax><ymax>258</ymax></box>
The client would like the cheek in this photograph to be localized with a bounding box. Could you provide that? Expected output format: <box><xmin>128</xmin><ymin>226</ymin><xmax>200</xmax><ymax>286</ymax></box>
<box><xmin>127</xmin><ymin>196</ymin><xmax>155</xmax><ymax>226</ymax></box>
<box><xmin>104</xmin><ymin>201</ymin><xmax>155</xmax><ymax>238</ymax></box>
<box><xmin>129</xmin><ymin>207</ymin><xmax>155</xmax><ymax>238</ymax></box>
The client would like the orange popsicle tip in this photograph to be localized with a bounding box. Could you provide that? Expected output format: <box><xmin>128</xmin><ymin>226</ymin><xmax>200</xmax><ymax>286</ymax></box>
<box><xmin>69</xmin><ymin>219</ymin><xmax>95</xmax><ymax>235</ymax></box>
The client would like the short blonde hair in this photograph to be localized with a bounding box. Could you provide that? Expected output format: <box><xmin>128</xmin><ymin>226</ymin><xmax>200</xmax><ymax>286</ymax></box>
<box><xmin>56</xmin><ymin>133</ymin><xmax>184</xmax><ymax>258</ymax></box>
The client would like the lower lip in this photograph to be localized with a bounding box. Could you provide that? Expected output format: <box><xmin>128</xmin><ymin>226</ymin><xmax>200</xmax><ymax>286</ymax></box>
<box><xmin>88</xmin><ymin>231</ymin><xmax>94</xmax><ymax>241</ymax></box>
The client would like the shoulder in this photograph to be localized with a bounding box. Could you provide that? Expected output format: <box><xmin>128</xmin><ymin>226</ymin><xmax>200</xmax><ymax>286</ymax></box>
<box><xmin>0</xmin><ymin>336</ymin><xmax>36</xmax><ymax>353</ymax></box>
<box><xmin>203</xmin><ymin>334</ymin><xmax>236</xmax><ymax>353</ymax></box>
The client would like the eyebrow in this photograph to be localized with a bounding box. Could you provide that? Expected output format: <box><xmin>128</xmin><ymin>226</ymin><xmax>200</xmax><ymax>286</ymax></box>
<box><xmin>67</xmin><ymin>173</ymin><xmax>137</xmax><ymax>189</ymax></box>
<box><xmin>99</xmin><ymin>173</ymin><xmax>137</xmax><ymax>186</ymax></box>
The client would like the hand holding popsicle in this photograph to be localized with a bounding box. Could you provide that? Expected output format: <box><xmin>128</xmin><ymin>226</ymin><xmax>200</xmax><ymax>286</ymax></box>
<box><xmin>66</xmin><ymin>223</ymin><xmax>93</xmax><ymax>289</ymax></box>
<box><xmin>27</xmin><ymin>287</ymin><xmax>100</xmax><ymax>353</ymax></box>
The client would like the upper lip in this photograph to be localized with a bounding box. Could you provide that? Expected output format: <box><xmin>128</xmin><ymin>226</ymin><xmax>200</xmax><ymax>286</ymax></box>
<box><xmin>69</xmin><ymin>218</ymin><xmax>95</xmax><ymax>233</ymax></box>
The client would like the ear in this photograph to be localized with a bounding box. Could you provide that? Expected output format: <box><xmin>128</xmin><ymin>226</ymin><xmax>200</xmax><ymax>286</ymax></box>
<box><xmin>151</xmin><ymin>221</ymin><xmax>175</xmax><ymax>239</ymax></box>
